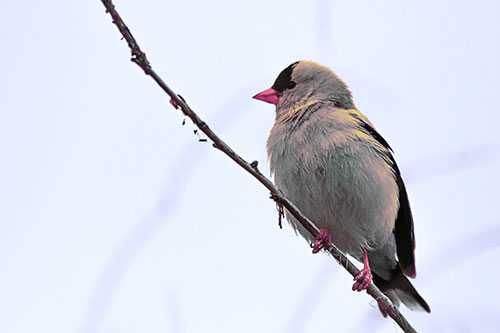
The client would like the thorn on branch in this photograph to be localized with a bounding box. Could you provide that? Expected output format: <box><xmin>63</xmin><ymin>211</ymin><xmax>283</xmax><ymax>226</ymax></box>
<box><xmin>170</xmin><ymin>96</ymin><xmax>181</xmax><ymax>109</ymax></box>
<box><xmin>250</xmin><ymin>160</ymin><xmax>264</xmax><ymax>177</ymax></box>
<box><xmin>131</xmin><ymin>57</ymin><xmax>140</xmax><ymax>66</ymax></box>
<box><xmin>270</xmin><ymin>193</ymin><xmax>281</xmax><ymax>203</ymax></box>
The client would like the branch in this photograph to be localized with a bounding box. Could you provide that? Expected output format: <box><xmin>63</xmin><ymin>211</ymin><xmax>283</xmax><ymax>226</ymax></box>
<box><xmin>99</xmin><ymin>1</ymin><xmax>418</xmax><ymax>332</ymax></box>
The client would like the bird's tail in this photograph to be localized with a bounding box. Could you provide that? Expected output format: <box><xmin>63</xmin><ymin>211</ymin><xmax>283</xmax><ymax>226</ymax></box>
<box><xmin>372</xmin><ymin>266</ymin><xmax>430</xmax><ymax>314</ymax></box>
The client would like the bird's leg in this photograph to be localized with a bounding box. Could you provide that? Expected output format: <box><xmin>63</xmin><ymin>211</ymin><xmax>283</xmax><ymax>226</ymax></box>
<box><xmin>311</xmin><ymin>228</ymin><xmax>332</xmax><ymax>254</ymax></box>
<box><xmin>352</xmin><ymin>248</ymin><xmax>372</xmax><ymax>292</ymax></box>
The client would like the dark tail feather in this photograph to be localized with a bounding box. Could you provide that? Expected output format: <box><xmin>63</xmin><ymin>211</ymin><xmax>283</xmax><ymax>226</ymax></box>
<box><xmin>372</xmin><ymin>266</ymin><xmax>430</xmax><ymax>313</ymax></box>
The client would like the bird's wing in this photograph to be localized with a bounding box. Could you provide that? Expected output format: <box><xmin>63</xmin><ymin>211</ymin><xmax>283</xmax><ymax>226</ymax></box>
<box><xmin>351</xmin><ymin>112</ymin><xmax>417</xmax><ymax>278</ymax></box>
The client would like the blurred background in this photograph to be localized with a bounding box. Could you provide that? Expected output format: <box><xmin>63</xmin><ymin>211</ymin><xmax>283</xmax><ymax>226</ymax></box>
<box><xmin>1</xmin><ymin>0</ymin><xmax>500</xmax><ymax>332</ymax></box>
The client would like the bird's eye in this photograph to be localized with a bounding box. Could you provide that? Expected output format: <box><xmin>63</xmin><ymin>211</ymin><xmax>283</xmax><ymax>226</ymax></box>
<box><xmin>287</xmin><ymin>81</ymin><xmax>296</xmax><ymax>89</ymax></box>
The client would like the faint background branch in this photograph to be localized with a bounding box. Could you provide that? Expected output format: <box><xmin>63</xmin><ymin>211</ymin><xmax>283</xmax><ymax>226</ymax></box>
<box><xmin>78</xmin><ymin>86</ymin><xmax>254</xmax><ymax>332</ymax></box>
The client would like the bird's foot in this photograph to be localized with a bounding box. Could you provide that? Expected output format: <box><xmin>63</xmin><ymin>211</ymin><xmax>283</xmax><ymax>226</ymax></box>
<box><xmin>311</xmin><ymin>228</ymin><xmax>332</xmax><ymax>254</ymax></box>
<box><xmin>352</xmin><ymin>248</ymin><xmax>372</xmax><ymax>292</ymax></box>
<box><xmin>352</xmin><ymin>266</ymin><xmax>372</xmax><ymax>291</ymax></box>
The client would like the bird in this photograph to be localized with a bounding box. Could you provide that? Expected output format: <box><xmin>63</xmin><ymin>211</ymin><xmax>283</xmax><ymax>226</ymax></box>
<box><xmin>253</xmin><ymin>60</ymin><xmax>430</xmax><ymax>314</ymax></box>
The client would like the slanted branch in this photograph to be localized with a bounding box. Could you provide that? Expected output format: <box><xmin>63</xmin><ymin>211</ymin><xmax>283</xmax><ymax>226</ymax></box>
<box><xmin>99</xmin><ymin>1</ymin><xmax>418</xmax><ymax>332</ymax></box>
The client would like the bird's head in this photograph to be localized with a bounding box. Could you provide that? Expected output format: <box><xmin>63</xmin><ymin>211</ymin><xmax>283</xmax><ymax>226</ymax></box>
<box><xmin>253</xmin><ymin>61</ymin><xmax>355</xmax><ymax>112</ymax></box>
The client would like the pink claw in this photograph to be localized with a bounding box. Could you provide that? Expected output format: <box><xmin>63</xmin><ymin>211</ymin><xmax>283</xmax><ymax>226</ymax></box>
<box><xmin>352</xmin><ymin>248</ymin><xmax>372</xmax><ymax>292</ymax></box>
<box><xmin>170</xmin><ymin>98</ymin><xmax>179</xmax><ymax>109</ymax></box>
<box><xmin>312</xmin><ymin>228</ymin><xmax>332</xmax><ymax>254</ymax></box>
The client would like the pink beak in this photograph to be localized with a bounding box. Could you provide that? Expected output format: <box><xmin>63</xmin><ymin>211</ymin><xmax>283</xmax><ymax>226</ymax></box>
<box><xmin>252</xmin><ymin>88</ymin><xmax>280</xmax><ymax>105</ymax></box>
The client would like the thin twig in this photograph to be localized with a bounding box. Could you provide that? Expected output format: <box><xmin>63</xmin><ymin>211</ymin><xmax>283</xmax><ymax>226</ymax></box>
<box><xmin>99</xmin><ymin>1</ymin><xmax>418</xmax><ymax>332</ymax></box>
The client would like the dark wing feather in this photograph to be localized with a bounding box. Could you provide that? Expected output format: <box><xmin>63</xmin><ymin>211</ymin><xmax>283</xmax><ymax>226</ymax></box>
<box><xmin>389</xmin><ymin>158</ymin><xmax>416</xmax><ymax>277</ymax></box>
<box><xmin>357</xmin><ymin>119</ymin><xmax>416</xmax><ymax>278</ymax></box>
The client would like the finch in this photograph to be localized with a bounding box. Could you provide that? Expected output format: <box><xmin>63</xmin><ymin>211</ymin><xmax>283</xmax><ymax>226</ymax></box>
<box><xmin>253</xmin><ymin>61</ymin><xmax>430</xmax><ymax>313</ymax></box>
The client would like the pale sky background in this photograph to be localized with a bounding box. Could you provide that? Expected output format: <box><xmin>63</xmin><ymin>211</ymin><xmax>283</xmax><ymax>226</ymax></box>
<box><xmin>1</xmin><ymin>0</ymin><xmax>500</xmax><ymax>332</ymax></box>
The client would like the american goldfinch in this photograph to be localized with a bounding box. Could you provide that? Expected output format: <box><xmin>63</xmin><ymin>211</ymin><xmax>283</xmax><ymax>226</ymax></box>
<box><xmin>253</xmin><ymin>61</ymin><xmax>430</xmax><ymax>313</ymax></box>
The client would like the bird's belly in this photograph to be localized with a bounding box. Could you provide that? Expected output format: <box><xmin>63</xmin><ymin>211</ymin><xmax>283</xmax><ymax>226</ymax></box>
<box><xmin>272</xmin><ymin>145</ymin><xmax>399</xmax><ymax>257</ymax></box>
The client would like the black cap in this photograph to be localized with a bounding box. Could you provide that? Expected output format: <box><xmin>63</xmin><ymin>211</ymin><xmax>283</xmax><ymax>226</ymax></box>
<box><xmin>272</xmin><ymin>61</ymin><xmax>300</xmax><ymax>93</ymax></box>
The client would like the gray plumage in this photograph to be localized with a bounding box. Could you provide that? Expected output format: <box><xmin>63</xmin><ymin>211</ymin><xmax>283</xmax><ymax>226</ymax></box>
<box><xmin>263</xmin><ymin>61</ymin><xmax>430</xmax><ymax>312</ymax></box>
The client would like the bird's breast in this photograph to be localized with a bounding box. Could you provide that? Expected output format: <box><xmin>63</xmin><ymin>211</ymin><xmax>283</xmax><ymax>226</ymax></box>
<box><xmin>266</xmin><ymin>114</ymin><xmax>399</xmax><ymax>255</ymax></box>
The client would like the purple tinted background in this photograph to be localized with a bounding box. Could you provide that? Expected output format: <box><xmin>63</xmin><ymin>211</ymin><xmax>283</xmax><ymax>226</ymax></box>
<box><xmin>1</xmin><ymin>0</ymin><xmax>499</xmax><ymax>332</ymax></box>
